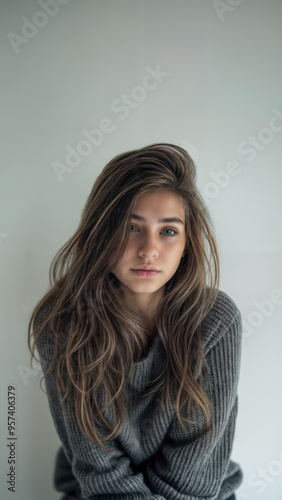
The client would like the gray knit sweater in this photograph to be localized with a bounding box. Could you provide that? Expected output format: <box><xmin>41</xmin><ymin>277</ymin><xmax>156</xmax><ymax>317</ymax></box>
<box><xmin>35</xmin><ymin>289</ymin><xmax>243</xmax><ymax>500</ymax></box>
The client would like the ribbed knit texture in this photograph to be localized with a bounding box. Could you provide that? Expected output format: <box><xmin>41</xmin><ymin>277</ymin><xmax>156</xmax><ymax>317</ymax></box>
<box><xmin>35</xmin><ymin>289</ymin><xmax>243</xmax><ymax>500</ymax></box>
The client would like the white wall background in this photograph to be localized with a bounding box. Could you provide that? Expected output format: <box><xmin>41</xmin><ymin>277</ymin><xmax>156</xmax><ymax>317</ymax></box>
<box><xmin>1</xmin><ymin>1</ymin><xmax>282</xmax><ymax>499</ymax></box>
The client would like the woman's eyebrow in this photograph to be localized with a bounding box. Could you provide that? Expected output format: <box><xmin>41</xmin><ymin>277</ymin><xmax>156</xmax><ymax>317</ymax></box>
<box><xmin>131</xmin><ymin>214</ymin><xmax>184</xmax><ymax>225</ymax></box>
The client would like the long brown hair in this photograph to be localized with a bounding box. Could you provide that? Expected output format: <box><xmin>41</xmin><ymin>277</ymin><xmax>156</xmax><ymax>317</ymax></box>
<box><xmin>28</xmin><ymin>142</ymin><xmax>220</xmax><ymax>451</ymax></box>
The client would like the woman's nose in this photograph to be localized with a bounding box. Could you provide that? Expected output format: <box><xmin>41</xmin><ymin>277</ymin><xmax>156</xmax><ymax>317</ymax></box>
<box><xmin>137</xmin><ymin>234</ymin><xmax>159</xmax><ymax>257</ymax></box>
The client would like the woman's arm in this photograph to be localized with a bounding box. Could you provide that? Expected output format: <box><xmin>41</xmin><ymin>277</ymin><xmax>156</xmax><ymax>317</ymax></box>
<box><xmin>143</xmin><ymin>309</ymin><xmax>243</xmax><ymax>499</ymax></box>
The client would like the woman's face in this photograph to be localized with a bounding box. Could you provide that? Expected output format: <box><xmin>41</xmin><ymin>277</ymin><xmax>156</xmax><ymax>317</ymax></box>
<box><xmin>111</xmin><ymin>190</ymin><xmax>186</xmax><ymax>299</ymax></box>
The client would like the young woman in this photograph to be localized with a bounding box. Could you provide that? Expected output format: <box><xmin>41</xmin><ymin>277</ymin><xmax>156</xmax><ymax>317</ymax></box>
<box><xmin>28</xmin><ymin>143</ymin><xmax>243</xmax><ymax>500</ymax></box>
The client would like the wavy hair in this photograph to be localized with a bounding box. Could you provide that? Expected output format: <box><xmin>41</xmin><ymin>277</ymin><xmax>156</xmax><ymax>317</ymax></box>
<box><xmin>28</xmin><ymin>142</ymin><xmax>220</xmax><ymax>452</ymax></box>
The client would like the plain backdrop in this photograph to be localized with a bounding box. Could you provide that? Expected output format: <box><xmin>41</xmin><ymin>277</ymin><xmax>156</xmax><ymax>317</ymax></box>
<box><xmin>1</xmin><ymin>1</ymin><xmax>282</xmax><ymax>499</ymax></box>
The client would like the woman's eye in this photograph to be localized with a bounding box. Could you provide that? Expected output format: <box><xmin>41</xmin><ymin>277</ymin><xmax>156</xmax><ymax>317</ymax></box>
<box><xmin>129</xmin><ymin>225</ymin><xmax>177</xmax><ymax>236</ymax></box>
<box><xmin>163</xmin><ymin>228</ymin><xmax>177</xmax><ymax>236</ymax></box>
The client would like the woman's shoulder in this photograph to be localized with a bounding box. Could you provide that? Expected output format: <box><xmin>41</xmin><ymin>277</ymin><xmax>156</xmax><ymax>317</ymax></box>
<box><xmin>201</xmin><ymin>289</ymin><xmax>242</xmax><ymax>354</ymax></box>
<box><xmin>34</xmin><ymin>302</ymin><xmax>52</xmax><ymax>325</ymax></box>
<box><xmin>33</xmin><ymin>301</ymin><xmax>55</xmax><ymax>359</ymax></box>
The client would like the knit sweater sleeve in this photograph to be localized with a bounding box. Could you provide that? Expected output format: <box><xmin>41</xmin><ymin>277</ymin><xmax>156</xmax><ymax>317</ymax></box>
<box><xmin>35</xmin><ymin>309</ymin><xmax>166</xmax><ymax>500</ymax></box>
<box><xmin>142</xmin><ymin>297</ymin><xmax>243</xmax><ymax>500</ymax></box>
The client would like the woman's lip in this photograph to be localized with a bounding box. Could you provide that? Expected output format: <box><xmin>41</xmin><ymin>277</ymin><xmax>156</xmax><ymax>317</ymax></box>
<box><xmin>132</xmin><ymin>267</ymin><xmax>160</xmax><ymax>271</ymax></box>
<box><xmin>131</xmin><ymin>270</ymin><xmax>160</xmax><ymax>276</ymax></box>
<box><xmin>131</xmin><ymin>267</ymin><xmax>160</xmax><ymax>271</ymax></box>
